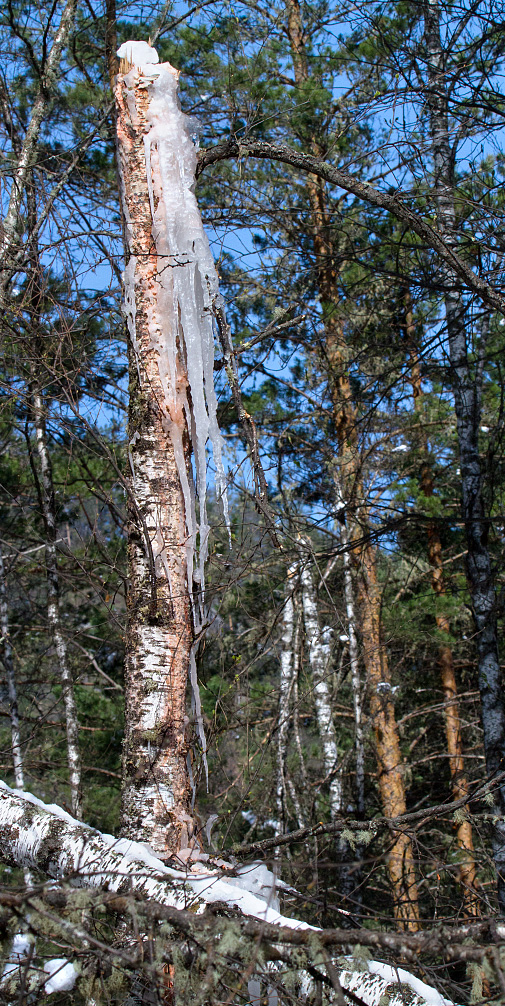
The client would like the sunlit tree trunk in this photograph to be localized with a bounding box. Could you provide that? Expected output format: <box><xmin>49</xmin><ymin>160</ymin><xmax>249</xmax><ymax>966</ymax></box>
<box><xmin>115</xmin><ymin>56</ymin><xmax>195</xmax><ymax>857</ymax></box>
<box><xmin>285</xmin><ymin>0</ymin><xmax>419</xmax><ymax>928</ymax></box>
<box><xmin>301</xmin><ymin>559</ymin><xmax>342</xmax><ymax>818</ymax></box>
<box><xmin>276</xmin><ymin>564</ymin><xmax>297</xmax><ymax>843</ymax></box>
<box><xmin>405</xmin><ymin>292</ymin><xmax>479</xmax><ymax>917</ymax></box>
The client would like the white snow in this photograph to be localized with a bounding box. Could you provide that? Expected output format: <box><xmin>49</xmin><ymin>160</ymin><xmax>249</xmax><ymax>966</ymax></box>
<box><xmin>392</xmin><ymin>444</ymin><xmax>408</xmax><ymax>452</ymax></box>
<box><xmin>44</xmin><ymin>959</ymin><xmax>78</xmax><ymax>994</ymax></box>
<box><xmin>117</xmin><ymin>40</ymin><xmax>159</xmax><ymax>71</ymax></box>
<box><xmin>368</xmin><ymin>961</ymin><xmax>452</xmax><ymax>1006</ymax></box>
<box><xmin>2</xmin><ymin>932</ymin><xmax>31</xmax><ymax>978</ymax></box>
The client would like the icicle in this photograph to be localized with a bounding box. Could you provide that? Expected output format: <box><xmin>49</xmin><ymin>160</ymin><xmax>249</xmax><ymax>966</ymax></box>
<box><xmin>190</xmin><ymin>645</ymin><xmax>208</xmax><ymax>786</ymax></box>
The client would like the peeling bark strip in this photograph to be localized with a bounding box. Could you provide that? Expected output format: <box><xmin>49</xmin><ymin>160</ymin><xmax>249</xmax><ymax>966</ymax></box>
<box><xmin>114</xmin><ymin>42</ymin><xmax>227</xmax><ymax>856</ymax></box>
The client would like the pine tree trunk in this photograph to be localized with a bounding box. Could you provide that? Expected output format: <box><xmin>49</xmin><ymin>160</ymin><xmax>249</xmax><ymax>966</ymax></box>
<box><xmin>423</xmin><ymin>0</ymin><xmax>505</xmax><ymax>911</ymax></box>
<box><xmin>31</xmin><ymin>391</ymin><xmax>82</xmax><ymax>820</ymax></box>
<box><xmin>115</xmin><ymin>60</ymin><xmax>195</xmax><ymax>857</ymax></box>
<box><xmin>284</xmin><ymin>0</ymin><xmax>419</xmax><ymax>927</ymax></box>
<box><xmin>355</xmin><ymin>538</ymin><xmax>420</xmax><ymax>930</ymax></box>
<box><xmin>405</xmin><ymin>295</ymin><xmax>479</xmax><ymax>917</ymax></box>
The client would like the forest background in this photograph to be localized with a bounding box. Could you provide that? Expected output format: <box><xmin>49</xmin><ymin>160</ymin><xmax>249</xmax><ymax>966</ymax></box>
<box><xmin>2</xmin><ymin>0</ymin><xmax>505</xmax><ymax>1001</ymax></box>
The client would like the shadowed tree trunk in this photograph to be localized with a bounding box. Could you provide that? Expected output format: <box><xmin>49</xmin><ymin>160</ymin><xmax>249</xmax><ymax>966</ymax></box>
<box><xmin>0</xmin><ymin>545</ymin><xmax>25</xmax><ymax>791</ymax></box>
<box><xmin>28</xmin><ymin>391</ymin><xmax>82</xmax><ymax>820</ymax></box>
<box><xmin>404</xmin><ymin>291</ymin><xmax>479</xmax><ymax>917</ymax></box>
<box><xmin>284</xmin><ymin>0</ymin><xmax>419</xmax><ymax>928</ymax></box>
<box><xmin>423</xmin><ymin>0</ymin><xmax>505</xmax><ymax>910</ymax></box>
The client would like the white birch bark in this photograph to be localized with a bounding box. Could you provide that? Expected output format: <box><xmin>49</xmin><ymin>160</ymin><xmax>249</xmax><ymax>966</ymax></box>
<box><xmin>340</xmin><ymin>525</ymin><xmax>365</xmax><ymax>815</ymax></box>
<box><xmin>300</xmin><ymin>562</ymin><xmax>342</xmax><ymax>818</ymax></box>
<box><xmin>0</xmin><ymin>0</ymin><xmax>78</xmax><ymax>292</ymax></box>
<box><xmin>32</xmin><ymin>392</ymin><xmax>82</xmax><ymax>820</ymax></box>
<box><xmin>275</xmin><ymin>564</ymin><xmax>297</xmax><ymax>839</ymax></box>
<box><xmin>0</xmin><ymin>545</ymin><xmax>24</xmax><ymax>791</ymax></box>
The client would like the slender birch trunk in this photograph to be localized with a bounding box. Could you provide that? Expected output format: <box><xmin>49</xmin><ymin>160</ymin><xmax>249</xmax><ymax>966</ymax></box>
<box><xmin>423</xmin><ymin>0</ymin><xmax>505</xmax><ymax>910</ymax></box>
<box><xmin>340</xmin><ymin>525</ymin><xmax>365</xmax><ymax>816</ymax></box>
<box><xmin>0</xmin><ymin>0</ymin><xmax>78</xmax><ymax>295</ymax></box>
<box><xmin>0</xmin><ymin>545</ymin><xmax>25</xmax><ymax>791</ymax></box>
<box><xmin>31</xmin><ymin>392</ymin><xmax>82</xmax><ymax>820</ymax></box>
<box><xmin>405</xmin><ymin>293</ymin><xmax>479</xmax><ymax>917</ymax></box>
<box><xmin>275</xmin><ymin>565</ymin><xmax>297</xmax><ymax>842</ymax></box>
<box><xmin>300</xmin><ymin>560</ymin><xmax>342</xmax><ymax>818</ymax></box>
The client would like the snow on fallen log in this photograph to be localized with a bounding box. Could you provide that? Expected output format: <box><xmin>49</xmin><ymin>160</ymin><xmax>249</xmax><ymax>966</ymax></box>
<box><xmin>0</xmin><ymin>783</ymin><xmax>453</xmax><ymax>1005</ymax></box>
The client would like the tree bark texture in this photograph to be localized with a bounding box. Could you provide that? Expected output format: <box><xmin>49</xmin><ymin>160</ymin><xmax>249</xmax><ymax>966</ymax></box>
<box><xmin>31</xmin><ymin>391</ymin><xmax>82</xmax><ymax>820</ymax></box>
<box><xmin>115</xmin><ymin>59</ymin><xmax>195</xmax><ymax>857</ymax></box>
<box><xmin>301</xmin><ymin>560</ymin><xmax>342</xmax><ymax>818</ymax></box>
<box><xmin>276</xmin><ymin>564</ymin><xmax>297</xmax><ymax>842</ymax></box>
<box><xmin>423</xmin><ymin>0</ymin><xmax>505</xmax><ymax>910</ymax></box>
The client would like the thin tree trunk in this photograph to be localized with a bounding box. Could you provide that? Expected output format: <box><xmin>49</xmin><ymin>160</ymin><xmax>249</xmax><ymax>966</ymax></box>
<box><xmin>300</xmin><ymin>560</ymin><xmax>342</xmax><ymax>818</ymax></box>
<box><xmin>340</xmin><ymin>524</ymin><xmax>365</xmax><ymax>816</ymax></box>
<box><xmin>423</xmin><ymin>0</ymin><xmax>505</xmax><ymax>911</ymax></box>
<box><xmin>0</xmin><ymin>545</ymin><xmax>25</xmax><ymax>791</ymax></box>
<box><xmin>0</xmin><ymin>0</ymin><xmax>78</xmax><ymax>294</ymax></box>
<box><xmin>276</xmin><ymin>565</ymin><xmax>297</xmax><ymax>843</ymax></box>
<box><xmin>31</xmin><ymin>392</ymin><xmax>82</xmax><ymax>820</ymax></box>
<box><xmin>405</xmin><ymin>293</ymin><xmax>479</xmax><ymax>917</ymax></box>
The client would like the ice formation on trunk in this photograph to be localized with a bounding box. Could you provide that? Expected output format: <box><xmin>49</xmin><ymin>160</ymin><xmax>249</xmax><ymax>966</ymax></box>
<box><xmin>117</xmin><ymin>40</ymin><xmax>228</xmax><ymax>622</ymax></box>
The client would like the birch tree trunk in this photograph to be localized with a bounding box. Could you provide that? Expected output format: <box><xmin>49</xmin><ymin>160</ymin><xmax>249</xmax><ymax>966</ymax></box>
<box><xmin>300</xmin><ymin>560</ymin><xmax>342</xmax><ymax>818</ymax></box>
<box><xmin>405</xmin><ymin>294</ymin><xmax>479</xmax><ymax>917</ymax></box>
<box><xmin>340</xmin><ymin>524</ymin><xmax>365</xmax><ymax>816</ymax></box>
<box><xmin>31</xmin><ymin>392</ymin><xmax>82</xmax><ymax>820</ymax></box>
<box><xmin>423</xmin><ymin>0</ymin><xmax>505</xmax><ymax>910</ymax></box>
<box><xmin>115</xmin><ymin>43</ymin><xmax>227</xmax><ymax>857</ymax></box>
<box><xmin>0</xmin><ymin>0</ymin><xmax>78</xmax><ymax>296</ymax></box>
<box><xmin>115</xmin><ymin>58</ymin><xmax>194</xmax><ymax>857</ymax></box>
<box><xmin>0</xmin><ymin>545</ymin><xmax>25</xmax><ymax>791</ymax></box>
<box><xmin>275</xmin><ymin>564</ymin><xmax>297</xmax><ymax>842</ymax></box>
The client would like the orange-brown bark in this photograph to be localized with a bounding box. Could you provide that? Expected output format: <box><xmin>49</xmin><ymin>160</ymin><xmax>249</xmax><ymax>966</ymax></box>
<box><xmin>405</xmin><ymin>293</ymin><xmax>479</xmax><ymax>916</ymax></box>
<box><xmin>115</xmin><ymin>64</ymin><xmax>195</xmax><ymax>857</ymax></box>
<box><xmin>285</xmin><ymin>0</ymin><xmax>420</xmax><ymax>929</ymax></box>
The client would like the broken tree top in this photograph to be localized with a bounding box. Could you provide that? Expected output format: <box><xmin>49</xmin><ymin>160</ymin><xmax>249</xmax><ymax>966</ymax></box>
<box><xmin>116</xmin><ymin>39</ymin><xmax>228</xmax><ymax>611</ymax></box>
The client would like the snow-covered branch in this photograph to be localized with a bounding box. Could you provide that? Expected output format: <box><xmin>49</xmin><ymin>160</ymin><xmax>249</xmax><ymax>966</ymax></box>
<box><xmin>0</xmin><ymin>783</ymin><xmax>497</xmax><ymax>1004</ymax></box>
